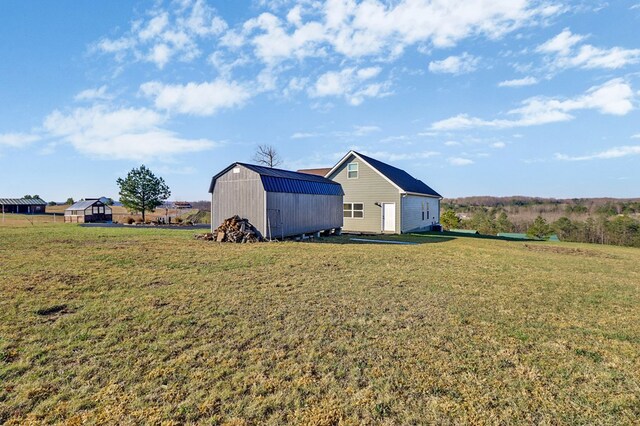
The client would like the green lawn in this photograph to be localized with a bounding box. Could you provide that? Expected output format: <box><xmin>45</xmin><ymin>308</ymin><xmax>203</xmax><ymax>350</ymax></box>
<box><xmin>1</xmin><ymin>223</ymin><xmax>639</xmax><ymax>424</ymax></box>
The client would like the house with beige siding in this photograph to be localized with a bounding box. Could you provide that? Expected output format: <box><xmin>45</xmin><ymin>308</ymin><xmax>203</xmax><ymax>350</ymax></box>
<box><xmin>325</xmin><ymin>151</ymin><xmax>442</xmax><ymax>234</ymax></box>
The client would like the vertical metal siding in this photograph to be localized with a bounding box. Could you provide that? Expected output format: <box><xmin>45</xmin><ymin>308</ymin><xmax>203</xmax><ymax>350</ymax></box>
<box><xmin>211</xmin><ymin>166</ymin><xmax>266</xmax><ymax>235</ymax></box>
<box><xmin>266</xmin><ymin>193</ymin><xmax>343</xmax><ymax>238</ymax></box>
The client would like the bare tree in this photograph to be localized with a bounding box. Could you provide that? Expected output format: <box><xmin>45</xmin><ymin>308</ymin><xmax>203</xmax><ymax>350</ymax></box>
<box><xmin>252</xmin><ymin>144</ymin><xmax>282</xmax><ymax>168</ymax></box>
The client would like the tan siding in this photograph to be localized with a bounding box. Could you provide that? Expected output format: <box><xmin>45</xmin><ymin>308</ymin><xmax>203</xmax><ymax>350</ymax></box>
<box><xmin>327</xmin><ymin>154</ymin><xmax>401</xmax><ymax>233</ymax></box>
<box><xmin>211</xmin><ymin>166</ymin><xmax>266</xmax><ymax>234</ymax></box>
<box><xmin>266</xmin><ymin>193</ymin><xmax>343</xmax><ymax>238</ymax></box>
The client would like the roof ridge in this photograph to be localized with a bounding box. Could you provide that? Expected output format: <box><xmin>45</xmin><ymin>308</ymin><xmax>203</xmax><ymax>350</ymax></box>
<box><xmin>351</xmin><ymin>151</ymin><xmax>442</xmax><ymax>198</ymax></box>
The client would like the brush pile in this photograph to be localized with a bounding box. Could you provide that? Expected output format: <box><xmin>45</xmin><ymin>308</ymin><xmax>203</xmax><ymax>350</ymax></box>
<box><xmin>195</xmin><ymin>215</ymin><xmax>262</xmax><ymax>243</ymax></box>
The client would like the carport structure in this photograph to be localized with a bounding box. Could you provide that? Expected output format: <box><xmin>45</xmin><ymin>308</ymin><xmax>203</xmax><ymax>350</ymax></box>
<box><xmin>0</xmin><ymin>198</ymin><xmax>47</xmax><ymax>214</ymax></box>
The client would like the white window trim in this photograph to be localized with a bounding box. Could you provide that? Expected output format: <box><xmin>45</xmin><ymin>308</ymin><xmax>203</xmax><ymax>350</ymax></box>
<box><xmin>347</xmin><ymin>162</ymin><xmax>359</xmax><ymax>179</ymax></box>
<box><xmin>343</xmin><ymin>202</ymin><xmax>365</xmax><ymax>219</ymax></box>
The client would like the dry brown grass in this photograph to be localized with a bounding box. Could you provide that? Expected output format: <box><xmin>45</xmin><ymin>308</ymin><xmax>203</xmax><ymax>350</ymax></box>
<box><xmin>0</xmin><ymin>223</ymin><xmax>639</xmax><ymax>424</ymax></box>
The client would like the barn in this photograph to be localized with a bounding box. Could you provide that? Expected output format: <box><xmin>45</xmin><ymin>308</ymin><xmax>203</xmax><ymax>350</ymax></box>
<box><xmin>0</xmin><ymin>198</ymin><xmax>47</xmax><ymax>214</ymax></box>
<box><xmin>64</xmin><ymin>199</ymin><xmax>113</xmax><ymax>223</ymax></box>
<box><xmin>209</xmin><ymin>163</ymin><xmax>344</xmax><ymax>239</ymax></box>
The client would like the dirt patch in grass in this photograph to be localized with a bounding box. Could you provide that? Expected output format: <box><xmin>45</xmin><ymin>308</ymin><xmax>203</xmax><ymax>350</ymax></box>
<box><xmin>34</xmin><ymin>304</ymin><xmax>73</xmax><ymax>322</ymax></box>
<box><xmin>522</xmin><ymin>243</ymin><xmax>617</xmax><ymax>258</ymax></box>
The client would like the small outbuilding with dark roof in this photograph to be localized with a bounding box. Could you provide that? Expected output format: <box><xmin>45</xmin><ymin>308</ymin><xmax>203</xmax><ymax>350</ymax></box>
<box><xmin>0</xmin><ymin>198</ymin><xmax>47</xmax><ymax>214</ymax></box>
<box><xmin>64</xmin><ymin>199</ymin><xmax>112</xmax><ymax>223</ymax></box>
<box><xmin>209</xmin><ymin>162</ymin><xmax>344</xmax><ymax>239</ymax></box>
<box><xmin>325</xmin><ymin>150</ymin><xmax>442</xmax><ymax>234</ymax></box>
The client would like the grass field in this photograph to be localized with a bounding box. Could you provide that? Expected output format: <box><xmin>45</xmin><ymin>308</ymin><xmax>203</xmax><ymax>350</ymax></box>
<box><xmin>1</xmin><ymin>221</ymin><xmax>639</xmax><ymax>424</ymax></box>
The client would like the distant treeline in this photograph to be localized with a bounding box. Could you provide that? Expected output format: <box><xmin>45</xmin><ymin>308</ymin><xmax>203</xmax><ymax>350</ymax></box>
<box><xmin>444</xmin><ymin>196</ymin><xmax>640</xmax><ymax>215</ymax></box>
<box><xmin>443</xmin><ymin>196</ymin><xmax>640</xmax><ymax>248</ymax></box>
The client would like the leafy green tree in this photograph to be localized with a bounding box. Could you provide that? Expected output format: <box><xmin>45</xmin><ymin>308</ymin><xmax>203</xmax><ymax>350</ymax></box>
<box><xmin>47</xmin><ymin>201</ymin><xmax>57</xmax><ymax>206</ymax></box>
<box><xmin>553</xmin><ymin>217</ymin><xmax>576</xmax><ymax>240</ymax></box>
<box><xmin>495</xmin><ymin>211</ymin><xmax>513</xmax><ymax>233</ymax></box>
<box><xmin>469</xmin><ymin>208</ymin><xmax>496</xmax><ymax>235</ymax></box>
<box><xmin>65</xmin><ymin>198</ymin><xmax>75</xmax><ymax>205</ymax></box>
<box><xmin>103</xmin><ymin>198</ymin><xmax>115</xmax><ymax>206</ymax></box>
<box><xmin>23</xmin><ymin>195</ymin><xmax>32</xmax><ymax>199</ymax></box>
<box><xmin>440</xmin><ymin>209</ymin><xmax>460</xmax><ymax>230</ymax></box>
<box><xmin>527</xmin><ymin>216</ymin><xmax>552</xmax><ymax>240</ymax></box>
<box><xmin>117</xmin><ymin>165</ymin><xmax>171</xmax><ymax>222</ymax></box>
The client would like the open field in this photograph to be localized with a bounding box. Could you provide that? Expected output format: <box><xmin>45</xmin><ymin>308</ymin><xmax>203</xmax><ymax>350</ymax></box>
<box><xmin>0</xmin><ymin>208</ymin><xmax>210</xmax><ymax>227</ymax></box>
<box><xmin>1</xmin><ymin>223</ymin><xmax>639</xmax><ymax>424</ymax></box>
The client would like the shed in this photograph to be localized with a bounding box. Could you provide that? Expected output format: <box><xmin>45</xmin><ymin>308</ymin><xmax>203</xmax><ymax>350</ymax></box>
<box><xmin>65</xmin><ymin>199</ymin><xmax>112</xmax><ymax>223</ymax></box>
<box><xmin>497</xmin><ymin>232</ymin><xmax>561</xmax><ymax>241</ymax></box>
<box><xmin>0</xmin><ymin>198</ymin><xmax>47</xmax><ymax>214</ymax></box>
<box><xmin>209</xmin><ymin>163</ymin><xmax>344</xmax><ymax>239</ymax></box>
<box><xmin>450</xmin><ymin>229</ymin><xmax>480</xmax><ymax>235</ymax></box>
<box><xmin>173</xmin><ymin>201</ymin><xmax>193</xmax><ymax>209</ymax></box>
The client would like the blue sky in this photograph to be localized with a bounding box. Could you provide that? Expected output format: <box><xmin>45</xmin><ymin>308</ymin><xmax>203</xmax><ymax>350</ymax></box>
<box><xmin>1</xmin><ymin>0</ymin><xmax>640</xmax><ymax>201</ymax></box>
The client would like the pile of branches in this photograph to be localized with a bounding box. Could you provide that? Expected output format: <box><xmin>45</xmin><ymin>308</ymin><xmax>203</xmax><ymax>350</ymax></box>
<box><xmin>195</xmin><ymin>216</ymin><xmax>262</xmax><ymax>243</ymax></box>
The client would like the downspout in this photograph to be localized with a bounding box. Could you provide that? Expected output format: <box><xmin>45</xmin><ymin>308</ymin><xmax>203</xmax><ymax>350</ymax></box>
<box><xmin>264</xmin><ymin>189</ymin><xmax>268</xmax><ymax>240</ymax></box>
<box><xmin>211</xmin><ymin>191</ymin><xmax>216</xmax><ymax>234</ymax></box>
<box><xmin>400</xmin><ymin>193</ymin><xmax>405</xmax><ymax>234</ymax></box>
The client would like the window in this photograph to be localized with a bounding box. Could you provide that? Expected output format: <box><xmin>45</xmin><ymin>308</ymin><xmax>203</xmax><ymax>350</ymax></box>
<box><xmin>343</xmin><ymin>202</ymin><xmax>364</xmax><ymax>219</ymax></box>
<box><xmin>422</xmin><ymin>202</ymin><xmax>430</xmax><ymax>221</ymax></box>
<box><xmin>347</xmin><ymin>162</ymin><xmax>358</xmax><ymax>179</ymax></box>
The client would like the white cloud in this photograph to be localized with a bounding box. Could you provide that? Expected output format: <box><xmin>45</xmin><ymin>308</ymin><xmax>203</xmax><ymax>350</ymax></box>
<box><xmin>537</xmin><ymin>28</ymin><xmax>640</xmax><ymax>71</ymax></box>
<box><xmin>42</xmin><ymin>105</ymin><xmax>216</xmax><ymax>161</ymax></box>
<box><xmin>448</xmin><ymin>157</ymin><xmax>474</xmax><ymax>166</ymax></box>
<box><xmin>309</xmin><ymin>67</ymin><xmax>390</xmax><ymax>105</ymax></box>
<box><xmin>93</xmin><ymin>0</ymin><xmax>563</xmax><ymax>105</ymax></box>
<box><xmin>379</xmin><ymin>135</ymin><xmax>409</xmax><ymax>143</ymax></box>
<box><xmin>432</xmin><ymin>78</ymin><xmax>635</xmax><ymax>130</ymax></box>
<box><xmin>352</xmin><ymin>125</ymin><xmax>381</xmax><ymax>136</ymax></box>
<box><xmin>147</xmin><ymin>43</ymin><xmax>173</xmax><ymax>68</ymax></box>
<box><xmin>291</xmin><ymin>132</ymin><xmax>318</xmax><ymax>139</ymax></box>
<box><xmin>291</xmin><ymin>125</ymin><xmax>380</xmax><ymax>140</ymax></box>
<box><xmin>537</xmin><ymin>28</ymin><xmax>584</xmax><ymax>55</ymax></box>
<box><xmin>95</xmin><ymin>0</ymin><xmax>227</xmax><ymax>68</ymax></box>
<box><xmin>428</xmin><ymin>53</ymin><xmax>479</xmax><ymax>75</ymax></box>
<box><xmin>237</xmin><ymin>0</ymin><xmax>560</xmax><ymax>64</ymax></box>
<box><xmin>0</xmin><ymin>133</ymin><xmax>40</xmax><ymax>148</ymax></box>
<box><xmin>491</xmin><ymin>142</ymin><xmax>506</xmax><ymax>148</ymax></box>
<box><xmin>498</xmin><ymin>76</ymin><xmax>538</xmax><ymax>87</ymax></box>
<box><xmin>361</xmin><ymin>150</ymin><xmax>439</xmax><ymax>162</ymax></box>
<box><xmin>74</xmin><ymin>85</ymin><xmax>113</xmax><ymax>102</ymax></box>
<box><xmin>444</xmin><ymin>140</ymin><xmax>461</xmax><ymax>146</ymax></box>
<box><xmin>140</xmin><ymin>79</ymin><xmax>251</xmax><ymax>116</ymax></box>
<box><xmin>632</xmin><ymin>133</ymin><xmax>640</xmax><ymax>139</ymax></box>
<box><xmin>555</xmin><ymin>146</ymin><xmax>640</xmax><ymax>161</ymax></box>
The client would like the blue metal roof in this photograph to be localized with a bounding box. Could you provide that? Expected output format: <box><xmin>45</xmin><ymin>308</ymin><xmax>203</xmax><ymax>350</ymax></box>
<box><xmin>209</xmin><ymin>163</ymin><xmax>344</xmax><ymax>196</ymax></box>
<box><xmin>353</xmin><ymin>151</ymin><xmax>442</xmax><ymax>197</ymax></box>
<box><xmin>260</xmin><ymin>176</ymin><xmax>343</xmax><ymax>195</ymax></box>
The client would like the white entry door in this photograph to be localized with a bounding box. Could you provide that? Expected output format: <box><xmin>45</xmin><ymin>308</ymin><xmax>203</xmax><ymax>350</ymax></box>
<box><xmin>382</xmin><ymin>203</ymin><xmax>396</xmax><ymax>232</ymax></box>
